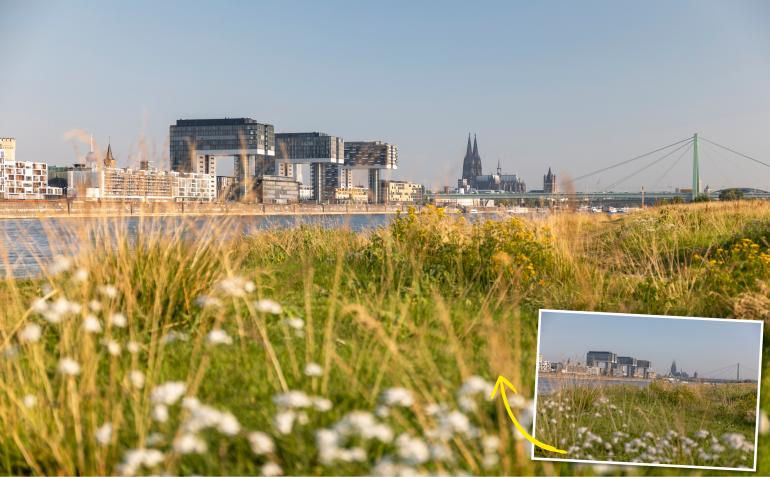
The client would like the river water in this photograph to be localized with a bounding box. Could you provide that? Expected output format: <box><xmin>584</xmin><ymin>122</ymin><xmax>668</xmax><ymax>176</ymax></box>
<box><xmin>0</xmin><ymin>214</ymin><xmax>395</xmax><ymax>278</ymax></box>
<box><xmin>538</xmin><ymin>376</ymin><xmax>652</xmax><ymax>395</ymax></box>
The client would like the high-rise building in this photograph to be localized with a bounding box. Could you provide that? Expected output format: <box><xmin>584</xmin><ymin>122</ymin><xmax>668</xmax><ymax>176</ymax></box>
<box><xmin>543</xmin><ymin>167</ymin><xmax>557</xmax><ymax>193</ymax></box>
<box><xmin>344</xmin><ymin>140</ymin><xmax>398</xmax><ymax>204</ymax></box>
<box><xmin>276</xmin><ymin>132</ymin><xmax>344</xmax><ymax>203</ymax></box>
<box><xmin>169</xmin><ymin>118</ymin><xmax>274</xmax><ymax>199</ymax></box>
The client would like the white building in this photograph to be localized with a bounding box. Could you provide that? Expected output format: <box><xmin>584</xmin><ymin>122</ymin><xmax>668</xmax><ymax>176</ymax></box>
<box><xmin>68</xmin><ymin>166</ymin><xmax>215</xmax><ymax>202</ymax></box>
<box><xmin>0</xmin><ymin>138</ymin><xmax>63</xmax><ymax>199</ymax></box>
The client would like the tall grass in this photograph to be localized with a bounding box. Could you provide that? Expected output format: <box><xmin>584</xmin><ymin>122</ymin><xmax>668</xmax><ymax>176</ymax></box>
<box><xmin>0</xmin><ymin>202</ymin><xmax>768</xmax><ymax>475</ymax></box>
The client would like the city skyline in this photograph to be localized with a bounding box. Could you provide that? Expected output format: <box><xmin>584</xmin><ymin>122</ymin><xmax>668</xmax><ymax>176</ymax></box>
<box><xmin>2</xmin><ymin>1</ymin><xmax>770</xmax><ymax>191</ymax></box>
<box><xmin>538</xmin><ymin>311</ymin><xmax>762</xmax><ymax>379</ymax></box>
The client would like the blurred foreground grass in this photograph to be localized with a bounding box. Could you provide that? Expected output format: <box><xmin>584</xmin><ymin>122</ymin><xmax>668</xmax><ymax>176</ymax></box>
<box><xmin>0</xmin><ymin>201</ymin><xmax>769</xmax><ymax>475</ymax></box>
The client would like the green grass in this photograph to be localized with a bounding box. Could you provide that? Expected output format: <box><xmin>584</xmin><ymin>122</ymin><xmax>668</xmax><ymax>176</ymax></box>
<box><xmin>535</xmin><ymin>382</ymin><xmax>758</xmax><ymax>469</ymax></box>
<box><xmin>0</xmin><ymin>202</ymin><xmax>769</xmax><ymax>475</ymax></box>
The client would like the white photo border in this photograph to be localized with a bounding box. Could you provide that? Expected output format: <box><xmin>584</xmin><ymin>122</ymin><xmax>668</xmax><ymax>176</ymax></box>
<box><xmin>530</xmin><ymin>308</ymin><xmax>764</xmax><ymax>472</ymax></box>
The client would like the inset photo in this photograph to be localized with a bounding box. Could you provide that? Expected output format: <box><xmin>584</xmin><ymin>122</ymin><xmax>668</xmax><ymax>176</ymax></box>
<box><xmin>532</xmin><ymin>309</ymin><xmax>763</xmax><ymax>472</ymax></box>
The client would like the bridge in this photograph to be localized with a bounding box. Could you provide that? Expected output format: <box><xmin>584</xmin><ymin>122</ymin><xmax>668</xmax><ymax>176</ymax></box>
<box><xmin>687</xmin><ymin>361</ymin><xmax>759</xmax><ymax>384</ymax></box>
<box><xmin>431</xmin><ymin>134</ymin><xmax>770</xmax><ymax>206</ymax></box>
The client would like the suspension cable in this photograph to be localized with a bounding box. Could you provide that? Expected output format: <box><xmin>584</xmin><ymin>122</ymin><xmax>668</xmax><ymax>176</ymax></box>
<box><xmin>651</xmin><ymin>142</ymin><xmax>693</xmax><ymax>190</ymax></box>
<box><xmin>572</xmin><ymin>137</ymin><xmax>694</xmax><ymax>182</ymax></box>
<box><xmin>700</xmin><ymin>137</ymin><xmax>770</xmax><ymax>169</ymax></box>
<box><xmin>605</xmin><ymin>140</ymin><xmax>693</xmax><ymax>191</ymax></box>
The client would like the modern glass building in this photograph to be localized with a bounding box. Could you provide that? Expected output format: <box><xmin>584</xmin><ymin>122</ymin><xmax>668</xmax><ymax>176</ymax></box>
<box><xmin>275</xmin><ymin>132</ymin><xmax>344</xmax><ymax>203</ymax></box>
<box><xmin>344</xmin><ymin>141</ymin><xmax>398</xmax><ymax>204</ymax></box>
<box><xmin>169</xmin><ymin>118</ymin><xmax>275</xmax><ymax>199</ymax></box>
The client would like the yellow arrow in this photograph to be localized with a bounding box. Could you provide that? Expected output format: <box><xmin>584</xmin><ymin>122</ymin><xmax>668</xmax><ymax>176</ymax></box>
<box><xmin>490</xmin><ymin>375</ymin><xmax>567</xmax><ymax>454</ymax></box>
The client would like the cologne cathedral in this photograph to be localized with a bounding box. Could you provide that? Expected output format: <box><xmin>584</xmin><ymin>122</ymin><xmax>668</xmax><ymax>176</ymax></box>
<box><xmin>458</xmin><ymin>134</ymin><xmax>526</xmax><ymax>192</ymax></box>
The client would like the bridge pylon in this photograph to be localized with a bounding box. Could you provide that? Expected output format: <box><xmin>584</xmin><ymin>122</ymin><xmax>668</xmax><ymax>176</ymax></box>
<box><xmin>692</xmin><ymin>133</ymin><xmax>701</xmax><ymax>200</ymax></box>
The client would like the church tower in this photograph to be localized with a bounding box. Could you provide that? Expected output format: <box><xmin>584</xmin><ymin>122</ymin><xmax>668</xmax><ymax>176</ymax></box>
<box><xmin>461</xmin><ymin>134</ymin><xmax>475</xmax><ymax>186</ymax></box>
<box><xmin>104</xmin><ymin>142</ymin><xmax>116</xmax><ymax>168</ymax></box>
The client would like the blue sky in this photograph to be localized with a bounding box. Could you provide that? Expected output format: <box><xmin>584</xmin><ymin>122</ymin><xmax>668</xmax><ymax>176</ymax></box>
<box><xmin>1</xmin><ymin>0</ymin><xmax>770</xmax><ymax>190</ymax></box>
<box><xmin>539</xmin><ymin>311</ymin><xmax>763</xmax><ymax>379</ymax></box>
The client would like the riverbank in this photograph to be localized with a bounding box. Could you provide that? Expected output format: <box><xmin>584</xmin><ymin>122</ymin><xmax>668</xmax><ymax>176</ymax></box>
<box><xmin>0</xmin><ymin>200</ymin><xmax>515</xmax><ymax>220</ymax></box>
<box><xmin>0</xmin><ymin>202</ymin><xmax>768</xmax><ymax>475</ymax></box>
<box><xmin>540</xmin><ymin>373</ymin><xmax>651</xmax><ymax>383</ymax></box>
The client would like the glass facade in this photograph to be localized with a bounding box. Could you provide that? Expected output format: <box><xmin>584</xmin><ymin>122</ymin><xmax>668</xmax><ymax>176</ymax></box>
<box><xmin>344</xmin><ymin>141</ymin><xmax>398</xmax><ymax>169</ymax></box>
<box><xmin>275</xmin><ymin>132</ymin><xmax>343</xmax><ymax>164</ymax></box>
<box><xmin>276</xmin><ymin>132</ymin><xmax>344</xmax><ymax>203</ymax></box>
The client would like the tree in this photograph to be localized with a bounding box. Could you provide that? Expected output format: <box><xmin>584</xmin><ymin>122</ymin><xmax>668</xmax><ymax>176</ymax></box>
<box><xmin>719</xmin><ymin>188</ymin><xmax>744</xmax><ymax>201</ymax></box>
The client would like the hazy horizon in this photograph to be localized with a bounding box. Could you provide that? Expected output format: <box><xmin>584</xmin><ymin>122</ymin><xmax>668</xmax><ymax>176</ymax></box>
<box><xmin>539</xmin><ymin>311</ymin><xmax>763</xmax><ymax>379</ymax></box>
<box><xmin>2</xmin><ymin>0</ymin><xmax>770</xmax><ymax>191</ymax></box>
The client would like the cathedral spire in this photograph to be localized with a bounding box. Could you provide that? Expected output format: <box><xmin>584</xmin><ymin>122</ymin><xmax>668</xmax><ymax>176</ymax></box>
<box><xmin>472</xmin><ymin>134</ymin><xmax>479</xmax><ymax>159</ymax></box>
<box><xmin>466</xmin><ymin>133</ymin><xmax>472</xmax><ymax>157</ymax></box>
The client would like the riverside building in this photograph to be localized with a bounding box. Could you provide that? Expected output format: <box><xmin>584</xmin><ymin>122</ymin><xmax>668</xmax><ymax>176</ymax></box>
<box><xmin>275</xmin><ymin>132</ymin><xmax>344</xmax><ymax>203</ymax></box>
<box><xmin>66</xmin><ymin>141</ymin><xmax>214</xmax><ymax>201</ymax></box>
<box><xmin>379</xmin><ymin>180</ymin><xmax>424</xmax><ymax>204</ymax></box>
<box><xmin>170</xmin><ymin>118</ymin><xmax>274</xmax><ymax>199</ymax></box>
<box><xmin>344</xmin><ymin>141</ymin><xmax>398</xmax><ymax>204</ymax></box>
<box><xmin>0</xmin><ymin>138</ymin><xmax>63</xmax><ymax>199</ymax></box>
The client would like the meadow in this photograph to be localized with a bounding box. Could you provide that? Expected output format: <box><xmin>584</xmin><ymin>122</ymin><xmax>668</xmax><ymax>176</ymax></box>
<box><xmin>0</xmin><ymin>201</ymin><xmax>769</xmax><ymax>476</ymax></box>
<box><xmin>535</xmin><ymin>381</ymin><xmax>758</xmax><ymax>469</ymax></box>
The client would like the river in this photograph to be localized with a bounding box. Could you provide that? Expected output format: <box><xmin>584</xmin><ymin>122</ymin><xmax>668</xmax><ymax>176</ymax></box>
<box><xmin>0</xmin><ymin>214</ymin><xmax>396</xmax><ymax>278</ymax></box>
<box><xmin>538</xmin><ymin>375</ymin><xmax>652</xmax><ymax>395</ymax></box>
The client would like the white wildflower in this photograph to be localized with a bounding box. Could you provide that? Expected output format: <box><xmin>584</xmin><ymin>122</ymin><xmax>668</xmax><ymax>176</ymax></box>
<box><xmin>482</xmin><ymin>435</ymin><xmax>500</xmax><ymax>451</ymax></box>
<box><xmin>380</xmin><ymin>387</ymin><xmax>414</xmax><ymax>407</ymax></box>
<box><xmin>98</xmin><ymin>284</ymin><xmax>118</xmax><ymax>299</ymax></box>
<box><xmin>83</xmin><ymin>315</ymin><xmax>102</xmax><ymax>333</ymax></box>
<box><xmin>255</xmin><ymin>299</ymin><xmax>282</xmax><ymax>314</ymax></box>
<box><xmin>217</xmin><ymin>411</ymin><xmax>241</xmax><ymax>435</ymax></box>
<box><xmin>152</xmin><ymin>404</ymin><xmax>169</xmax><ymax>423</ymax></box>
<box><xmin>282</xmin><ymin>317</ymin><xmax>304</xmax><ymax>329</ymax></box>
<box><xmin>18</xmin><ymin>323</ymin><xmax>42</xmax><ymax>343</ymax></box>
<box><xmin>58</xmin><ymin>357</ymin><xmax>81</xmax><ymax>376</ymax></box>
<box><xmin>127</xmin><ymin>341</ymin><xmax>140</xmax><ymax>353</ymax></box>
<box><xmin>130</xmin><ymin>370</ymin><xmax>145</xmax><ymax>389</ymax></box>
<box><xmin>106</xmin><ymin>340</ymin><xmax>121</xmax><ymax>356</ymax></box>
<box><xmin>89</xmin><ymin>300</ymin><xmax>103</xmax><ymax>312</ymax></box>
<box><xmin>173</xmin><ymin>433</ymin><xmax>207</xmax><ymax>454</ymax></box>
<box><xmin>312</xmin><ymin>397</ymin><xmax>333</xmax><ymax>412</ymax></box>
<box><xmin>162</xmin><ymin>330</ymin><xmax>189</xmax><ymax>344</ymax></box>
<box><xmin>31</xmin><ymin>297</ymin><xmax>48</xmax><ymax>313</ymax></box>
<box><xmin>95</xmin><ymin>422</ymin><xmax>113</xmax><ymax>445</ymax></box>
<box><xmin>274</xmin><ymin>410</ymin><xmax>296</xmax><ymax>434</ymax></box>
<box><xmin>151</xmin><ymin>381</ymin><xmax>186</xmax><ymax>405</ymax></box>
<box><xmin>195</xmin><ymin>295</ymin><xmax>222</xmax><ymax>307</ymax></box>
<box><xmin>49</xmin><ymin>255</ymin><xmax>73</xmax><ymax>275</ymax></box>
<box><xmin>304</xmin><ymin>362</ymin><xmax>323</xmax><ymax>377</ymax></box>
<box><xmin>248</xmin><ymin>431</ymin><xmax>275</xmax><ymax>455</ymax></box>
<box><xmin>23</xmin><ymin>394</ymin><xmax>37</xmax><ymax>408</ymax></box>
<box><xmin>218</xmin><ymin>276</ymin><xmax>255</xmax><ymax>297</ymax></box>
<box><xmin>72</xmin><ymin>268</ymin><xmax>88</xmax><ymax>283</ymax></box>
<box><xmin>695</xmin><ymin>429</ymin><xmax>709</xmax><ymax>439</ymax></box>
<box><xmin>395</xmin><ymin>433</ymin><xmax>430</xmax><ymax>465</ymax></box>
<box><xmin>146</xmin><ymin>432</ymin><xmax>165</xmax><ymax>447</ymax></box>
<box><xmin>206</xmin><ymin>329</ymin><xmax>233</xmax><ymax>345</ymax></box>
<box><xmin>261</xmin><ymin>462</ymin><xmax>282</xmax><ymax>477</ymax></box>
<box><xmin>110</xmin><ymin>313</ymin><xmax>127</xmax><ymax>328</ymax></box>
<box><xmin>458</xmin><ymin>375</ymin><xmax>494</xmax><ymax>397</ymax></box>
<box><xmin>273</xmin><ymin>390</ymin><xmax>312</xmax><ymax>408</ymax></box>
<box><xmin>116</xmin><ymin>448</ymin><xmax>165</xmax><ymax>476</ymax></box>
